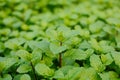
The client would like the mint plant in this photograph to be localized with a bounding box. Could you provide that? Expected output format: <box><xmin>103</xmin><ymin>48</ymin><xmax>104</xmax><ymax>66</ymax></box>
<box><xmin>1</xmin><ymin>0</ymin><xmax>120</xmax><ymax>80</ymax></box>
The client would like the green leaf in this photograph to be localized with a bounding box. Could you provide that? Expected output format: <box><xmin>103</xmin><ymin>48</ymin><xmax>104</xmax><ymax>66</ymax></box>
<box><xmin>0</xmin><ymin>28</ymin><xmax>11</xmax><ymax>36</ymax></box>
<box><xmin>85</xmin><ymin>49</ymin><xmax>94</xmax><ymax>57</ymax></box>
<box><xmin>89</xmin><ymin>38</ymin><xmax>102</xmax><ymax>52</ymax></box>
<box><xmin>89</xmin><ymin>21</ymin><xmax>105</xmax><ymax>33</ymax></box>
<box><xmin>53</xmin><ymin>70</ymin><xmax>64</xmax><ymax>79</ymax></box>
<box><xmin>4</xmin><ymin>57</ymin><xmax>18</xmax><ymax>70</ymax></box>
<box><xmin>99</xmin><ymin>71</ymin><xmax>119</xmax><ymax>80</ymax></box>
<box><xmin>0</xmin><ymin>74</ymin><xmax>12</xmax><ymax>80</ymax></box>
<box><xmin>17</xmin><ymin>64</ymin><xmax>31</xmax><ymax>73</ymax></box>
<box><xmin>106</xmin><ymin>17</ymin><xmax>120</xmax><ymax>25</ymax></box>
<box><xmin>35</xmin><ymin>63</ymin><xmax>54</xmax><ymax>76</ymax></box>
<box><xmin>79</xmin><ymin>68</ymin><xmax>101</xmax><ymax>80</ymax></box>
<box><xmin>3</xmin><ymin>17</ymin><xmax>14</xmax><ymax>26</ymax></box>
<box><xmin>115</xmin><ymin>34</ymin><xmax>120</xmax><ymax>48</ymax></box>
<box><xmin>111</xmin><ymin>51</ymin><xmax>120</xmax><ymax>68</ymax></box>
<box><xmin>65</xmin><ymin>67</ymin><xmax>84</xmax><ymax>80</ymax></box>
<box><xmin>46</xmin><ymin>28</ymin><xmax>57</xmax><ymax>41</ymax></box>
<box><xmin>4</xmin><ymin>38</ymin><xmax>25</xmax><ymax>50</ymax></box>
<box><xmin>28</xmin><ymin>40</ymin><xmax>49</xmax><ymax>52</ymax></box>
<box><xmin>72</xmin><ymin>49</ymin><xmax>88</xmax><ymax>60</ymax></box>
<box><xmin>101</xmin><ymin>53</ymin><xmax>113</xmax><ymax>65</ymax></box>
<box><xmin>16</xmin><ymin>50</ymin><xmax>32</xmax><ymax>61</ymax></box>
<box><xmin>79</xmin><ymin>40</ymin><xmax>91</xmax><ymax>49</ymax></box>
<box><xmin>90</xmin><ymin>54</ymin><xmax>105</xmax><ymax>72</ymax></box>
<box><xmin>50</xmin><ymin>42</ymin><xmax>67</xmax><ymax>54</ymax></box>
<box><xmin>0</xmin><ymin>62</ymin><xmax>5</xmax><ymax>73</ymax></box>
<box><xmin>57</xmin><ymin>26</ymin><xmax>71</xmax><ymax>39</ymax></box>
<box><xmin>31</xmin><ymin>48</ymin><xmax>42</xmax><ymax>63</ymax></box>
<box><xmin>99</xmin><ymin>40</ymin><xmax>115</xmax><ymax>53</ymax></box>
<box><xmin>20</xmin><ymin>74</ymin><xmax>31</xmax><ymax>80</ymax></box>
<box><xmin>53</xmin><ymin>66</ymin><xmax>73</xmax><ymax>79</ymax></box>
<box><xmin>13</xmin><ymin>75</ymin><xmax>21</xmax><ymax>80</ymax></box>
<box><xmin>103</xmin><ymin>25</ymin><xmax>114</xmax><ymax>34</ymax></box>
<box><xmin>24</xmin><ymin>9</ymin><xmax>32</xmax><ymax>21</ymax></box>
<box><xmin>43</xmin><ymin>56</ymin><xmax>53</xmax><ymax>66</ymax></box>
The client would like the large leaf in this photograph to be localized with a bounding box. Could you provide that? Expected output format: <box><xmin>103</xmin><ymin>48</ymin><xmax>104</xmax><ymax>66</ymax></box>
<box><xmin>0</xmin><ymin>74</ymin><xmax>12</xmax><ymax>80</ymax></box>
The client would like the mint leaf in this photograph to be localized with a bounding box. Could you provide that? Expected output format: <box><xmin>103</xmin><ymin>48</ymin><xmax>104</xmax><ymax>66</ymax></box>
<box><xmin>16</xmin><ymin>50</ymin><xmax>32</xmax><ymax>61</ymax></box>
<box><xmin>35</xmin><ymin>63</ymin><xmax>54</xmax><ymax>76</ymax></box>
<box><xmin>20</xmin><ymin>74</ymin><xmax>31</xmax><ymax>80</ymax></box>
<box><xmin>0</xmin><ymin>74</ymin><xmax>12</xmax><ymax>80</ymax></box>
<box><xmin>50</xmin><ymin>42</ymin><xmax>67</xmax><ymax>54</ymax></box>
<box><xmin>90</xmin><ymin>54</ymin><xmax>105</xmax><ymax>72</ymax></box>
<box><xmin>17</xmin><ymin>64</ymin><xmax>31</xmax><ymax>73</ymax></box>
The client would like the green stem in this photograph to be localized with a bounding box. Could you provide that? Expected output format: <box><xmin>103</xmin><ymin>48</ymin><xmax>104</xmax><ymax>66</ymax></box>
<box><xmin>0</xmin><ymin>72</ymin><xmax>3</xmax><ymax>78</ymax></box>
<box><xmin>30</xmin><ymin>61</ymin><xmax>37</xmax><ymax>80</ymax></box>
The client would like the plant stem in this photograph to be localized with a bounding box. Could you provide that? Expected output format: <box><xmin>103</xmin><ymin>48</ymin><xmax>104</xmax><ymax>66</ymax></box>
<box><xmin>30</xmin><ymin>61</ymin><xmax>37</xmax><ymax>80</ymax></box>
<box><xmin>0</xmin><ymin>72</ymin><xmax>3</xmax><ymax>78</ymax></box>
<box><xmin>59</xmin><ymin>41</ymin><xmax>62</xmax><ymax>67</ymax></box>
<box><xmin>59</xmin><ymin>53</ymin><xmax>62</xmax><ymax>67</ymax></box>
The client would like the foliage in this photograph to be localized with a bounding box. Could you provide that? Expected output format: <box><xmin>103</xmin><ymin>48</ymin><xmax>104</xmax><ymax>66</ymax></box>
<box><xmin>0</xmin><ymin>0</ymin><xmax>120</xmax><ymax>80</ymax></box>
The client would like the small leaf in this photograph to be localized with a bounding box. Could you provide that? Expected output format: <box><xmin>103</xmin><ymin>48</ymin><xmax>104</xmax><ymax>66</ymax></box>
<box><xmin>17</xmin><ymin>64</ymin><xmax>31</xmax><ymax>73</ymax></box>
<box><xmin>99</xmin><ymin>71</ymin><xmax>119</xmax><ymax>80</ymax></box>
<box><xmin>50</xmin><ymin>42</ymin><xmax>67</xmax><ymax>54</ymax></box>
<box><xmin>65</xmin><ymin>67</ymin><xmax>84</xmax><ymax>80</ymax></box>
<box><xmin>28</xmin><ymin>40</ymin><xmax>49</xmax><ymax>52</ymax></box>
<box><xmin>106</xmin><ymin>17</ymin><xmax>120</xmax><ymax>25</ymax></box>
<box><xmin>111</xmin><ymin>51</ymin><xmax>120</xmax><ymax>68</ymax></box>
<box><xmin>85</xmin><ymin>49</ymin><xmax>94</xmax><ymax>57</ymax></box>
<box><xmin>79</xmin><ymin>40</ymin><xmax>91</xmax><ymax>49</ymax></box>
<box><xmin>72</xmin><ymin>49</ymin><xmax>88</xmax><ymax>60</ymax></box>
<box><xmin>4</xmin><ymin>38</ymin><xmax>25</xmax><ymax>50</ymax></box>
<box><xmin>89</xmin><ymin>38</ymin><xmax>102</xmax><ymax>52</ymax></box>
<box><xmin>31</xmin><ymin>48</ymin><xmax>42</xmax><ymax>63</ymax></box>
<box><xmin>35</xmin><ymin>63</ymin><xmax>54</xmax><ymax>76</ymax></box>
<box><xmin>53</xmin><ymin>70</ymin><xmax>64</xmax><ymax>79</ymax></box>
<box><xmin>89</xmin><ymin>21</ymin><xmax>105</xmax><ymax>33</ymax></box>
<box><xmin>24</xmin><ymin>9</ymin><xmax>32</xmax><ymax>21</ymax></box>
<box><xmin>0</xmin><ymin>62</ymin><xmax>5</xmax><ymax>73</ymax></box>
<box><xmin>0</xmin><ymin>42</ymin><xmax>4</xmax><ymax>52</ymax></box>
<box><xmin>20</xmin><ymin>74</ymin><xmax>31</xmax><ymax>80</ymax></box>
<box><xmin>16</xmin><ymin>50</ymin><xmax>32</xmax><ymax>61</ymax></box>
<box><xmin>90</xmin><ymin>54</ymin><xmax>105</xmax><ymax>72</ymax></box>
<box><xmin>4</xmin><ymin>57</ymin><xmax>18</xmax><ymax>70</ymax></box>
<box><xmin>101</xmin><ymin>53</ymin><xmax>113</xmax><ymax>65</ymax></box>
